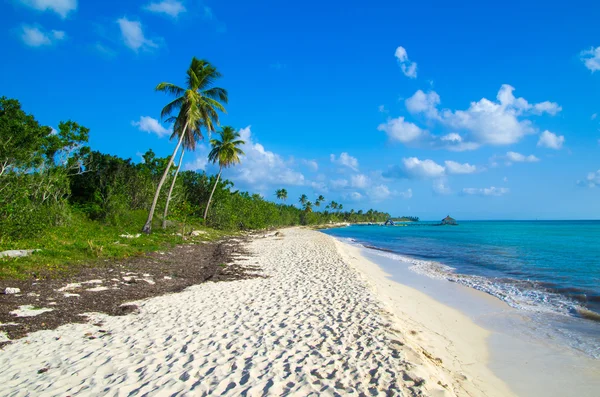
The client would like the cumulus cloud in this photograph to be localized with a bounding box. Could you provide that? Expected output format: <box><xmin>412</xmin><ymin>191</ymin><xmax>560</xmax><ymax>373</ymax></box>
<box><xmin>433</xmin><ymin>180</ymin><xmax>451</xmax><ymax>195</ymax></box>
<box><xmin>350</xmin><ymin>174</ymin><xmax>370</xmax><ymax>188</ymax></box>
<box><xmin>132</xmin><ymin>116</ymin><xmax>170</xmax><ymax>137</ymax></box>
<box><xmin>578</xmin><ymin>170</ymin><xmax>600</xmax><ymax>188</ymax></box>
<box><xmin>117</xmin><ymin>18</ymin><xmax>159</xmax><ymax>52</ymax></box>
<box><xmin>384</xmin><ymin>157</ymin><xmax>445</xmax><ymax>179</ymax></box>
<box><xmin>405</xmin><ymin>90</ymin><xmax>440</xmax><ymax>119</ymax></box>
<box><xmin>462</xmin><ymin>187</ymin><xmax>510</xmax><ymax>196</ymax></box>
<box><xmin>144</xmin><ymin>0</ymin><xmax>186</xmax><ymax>18</ymax></box>
<box><xmin>184</xmin><ymin>150</ymin><xmax>209</xmax><ymax>172</ymax></box>
<box><xmin>301</xmin><ymin>159</ymin><xmax>319</xmax><ymax>171</ymax></box>
<box><xmin>20</xmin><ymin>25</ymin><xmax>65</xmax><ymax>47</ymax></box>
<box><xmin>537</xmin><ymin>130</ymin><xmax>565</xmax><ymax>149</ymax></box>
<box><xmin>368</xmin><ymin>184</ymin><xmax>392</xmax><ymax>201</ymax></box>
<box><xmin>394</xmin><ymin>46</ymin><xmax>417</xmax><ymax>78</ymax></box>
<box><xmin>345</xmin><ymin>192</ymin><xmax>363</xmax><ymax>201</ymax></box>
<box><xmin>444</xmin><ymin>160</ymin><xmax>477</xmax><ymax>174</ymax></box>
<box><xmin>404</xmin><ymin>85</ymin><xmax>561</xmax><ymax>147</ymax></box>
<box><xmin>330</xmin><ymin>178</ymin><xmax>349</xmax><ymax>189</ymax></box>
<box><xmin>378</xmin><ymin>116</ymin><xmax>427</xmax><ymax>144</ymax></box>
<box><xmin>505</xmin><ymin>151</ymin><xmax>540</xmax><ymax>163</ymax></box>
<box><xmin>18</xmin><ymin>0</ymin><xmax>77</xmax><ymax>18</ymax></box>
<box><xmin>330</xmin><ymin>152</ymin><xmax>359</xmax><ymax>171</ymax></box>
<box><xmin>592</xmin><ymin>113</ymin><xmax>598</xmax><ymax>120</ymax></box>
<box><xmin>231</xmin><ymin>126</ymin><xmax>305</xmax><ymax>188</ymax></box>
<box><xmin>581</xmin><ymin>46</ymin><xmax>600</xmax><ymax>72</ymax></box>
<box><xmin>397</xmin><ymin>188</ymin><xmax>413</xmax><ymax>199</ymax></box>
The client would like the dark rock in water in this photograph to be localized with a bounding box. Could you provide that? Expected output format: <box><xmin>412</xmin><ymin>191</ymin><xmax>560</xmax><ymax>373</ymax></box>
<box><xmin>384</xmin><ymin>219</ymin><xmax>395</xmax><ymax>226</ymax></box>
<box><xmin>441</xmin><ymin>215</ymin><xmax>458</xmax><ymax>225</ymax></box>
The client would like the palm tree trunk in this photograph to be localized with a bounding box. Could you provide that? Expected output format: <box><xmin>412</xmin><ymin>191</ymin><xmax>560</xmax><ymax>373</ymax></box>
<box><xmin>142</xmin><ymin>122</ymin><xmax>188</xmax><ymax>234</ymax></box>
<box><xmin>203</xmin><ymin>166</ymin><xmax>222</xmax><ymax>221</ymax></box>
<box><xmin>162</xmin><ymin>147</ymin><xmax>185</xmax><ymax>229</ymax></box>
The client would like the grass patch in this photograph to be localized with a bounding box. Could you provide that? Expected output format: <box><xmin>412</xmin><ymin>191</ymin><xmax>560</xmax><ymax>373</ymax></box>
<box><xmin>0</xmin><ymin>210</ymin><xmax>231</xmax><ymax>280</ymax></box>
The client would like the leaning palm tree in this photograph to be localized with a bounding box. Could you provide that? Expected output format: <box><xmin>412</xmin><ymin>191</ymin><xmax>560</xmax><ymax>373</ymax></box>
<box><xmin>204</xmin><ymin>126</ymin><xmax>245</xmax><ymax>220</ymax></box>
<box><xmin>276</xmin><ymin>188</ymin><xmax>288</xmax><ymax>202</ymax></box>
<box><xmin>299</xmin><ymin>194</ymin><xmax>308</xmax><ymax>207</ymax></box>
<box><xmin>142</xmin><ymin>57</ymin><xmax>227</xmax><ymax>234</ymax></box>
<box><xmin>315</xmin><ymin>195</ymin><xmax>325</xmax><ymax>207</ymax></box>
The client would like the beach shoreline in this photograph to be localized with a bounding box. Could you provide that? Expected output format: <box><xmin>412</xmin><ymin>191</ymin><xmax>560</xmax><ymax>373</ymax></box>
<box><xmin>0</xmin><ymin>227</ymin><xmax>518</xmax><ymax>395</ymax></box>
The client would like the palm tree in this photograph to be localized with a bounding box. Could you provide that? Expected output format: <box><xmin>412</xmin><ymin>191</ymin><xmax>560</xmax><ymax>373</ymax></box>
<box><xmin>329</xmin><ymin>201</ymin><xmax>338</xmax><ymax>211</ymax></box>
<box><xmin>304</xmin><ymin>201</ymin><xmax>313</xmax><ymax>213</ymax></box>
<box><xmin>204</xmin><ymin>126</ymin><xmax>245</xmax><ymax>220</ymax></box>
<box><xmin>315</xmin><ymin>195</ymin><xmax>325</xmax><ymax>207</ymax></box>
<box><xmin>276</xmin><ymin>188</ymin><xmax>288</xmax><ymax>202</ymax></box>
<box><xmin>299</xmin><ymin>194</ymin><xmax>308</xmax><ymax>206</ymax></box>
<box><xmin>142</xmin><ymin>57</ymin><xmax>227</xmax><ymax>234</ymax></box>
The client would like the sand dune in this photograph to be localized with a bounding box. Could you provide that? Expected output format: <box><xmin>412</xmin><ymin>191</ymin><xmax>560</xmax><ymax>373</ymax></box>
<box><xmin>0</xmin><ymin>228</ymin><xmax>510</xmax><ymax>396</ymax></box>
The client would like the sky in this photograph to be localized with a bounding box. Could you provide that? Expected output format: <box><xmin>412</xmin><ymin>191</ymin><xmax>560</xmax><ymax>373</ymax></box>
<box><xmin>1</xmin><ymin>0</ymin><xmax>599</xmax><ymax>220</ymax></box>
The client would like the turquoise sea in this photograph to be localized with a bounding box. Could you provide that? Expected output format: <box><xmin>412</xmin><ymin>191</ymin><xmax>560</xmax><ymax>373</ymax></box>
<box><xmin>323</xmin><ymin>221</ymin><xmax>600</xmax><ymax>357</ymax></box>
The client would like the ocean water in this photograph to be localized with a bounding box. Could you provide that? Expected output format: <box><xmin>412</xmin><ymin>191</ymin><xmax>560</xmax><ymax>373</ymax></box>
<box><xmin>323</xmin><ymin>221</ymin><xmax>600</xmax><ymax>357</ymax></box>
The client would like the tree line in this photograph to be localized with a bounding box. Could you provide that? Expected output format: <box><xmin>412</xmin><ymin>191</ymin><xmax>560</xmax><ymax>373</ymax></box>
<box><xmin>1</xmin><ymin>57</ymin><xmax>393</xmax><ymax>243</ymax></box>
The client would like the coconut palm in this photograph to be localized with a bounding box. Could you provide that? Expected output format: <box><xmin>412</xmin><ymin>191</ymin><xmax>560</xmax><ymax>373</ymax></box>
<box><xmin>304</xmin><ymin>201</ymin><xmax>313</xmax><ymax>213</ymax></box>
<box><xmin>276</xmin><ymin>188</ymin><xmax>288</xmax><ymax>202</ymax></box>
<box><xmin>329</xmin><ymin>201</ymin><xmax>338</xmax><ymax>211</ymax></box>
<box><xmin>204</xmin><ymin>126</ymin><xmax>245</xmax><ymax>220</ymax></box>
<box><xmin>315</xmin><ymin>195</ymin><xmax>325</xmax><ymax>207</ymax></box>
<box><xmin>142</xmin><ymin>57</ymin><xmax>227</xmax><ymax>234</ymax></box>
<box><xmin>299</xmin><ymin>194</ymin><xmax>308</xmax><ymax>206</ymax></box>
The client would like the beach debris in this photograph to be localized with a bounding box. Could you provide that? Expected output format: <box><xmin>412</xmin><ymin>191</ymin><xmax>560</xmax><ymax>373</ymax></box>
<box><xmin>119</xmin><ymin>233</ymin><xmax>141</xmax><ymax>239</ymax></box>
<box><xmin>116</xmin><ymin>304</ymin><xmax>140</xmax><ymax>316</ymax></box>
<box><xmin>82</xmin><ymin>280</ymin><xmax>103</xmax><ymax>285</ymax></box>
<box><xmin>10</xmin><ymin>305</ymin><xmax>54</xmax><ymax>318</ymax></box>
<box><xmin>0</xmin><ymin>249</ymin><xmax>40</xmax><ymax>258</ymax></box>
<box><xmin>87</xmin><ymin>286</ymin><xmax>110</xmax><ymax>292</ymax></box>
<box><xmin>37</xmin><ymin>368</ymin><xmax>49</xmax><ymax>374</ymax></box>
<box><xmin>57</xmin><ymin>283</ymin><xmax>82</xmax><ymax>292</ymax></box>
<box><xmin>4</xmin><ymin>287</ymin><xmax>21</xmax><ymax>295</ymax></box>
<box><xmin>64</xmin><ymin>293</ymin><xmax>80</xmax><ymax>298</ymax></box>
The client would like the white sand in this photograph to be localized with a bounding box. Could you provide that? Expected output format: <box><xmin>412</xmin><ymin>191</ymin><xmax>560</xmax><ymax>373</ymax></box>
<box><xmin>0</xmin><ymin>228</ymin><xmax>511</xmax><ymax>396</ymax></box>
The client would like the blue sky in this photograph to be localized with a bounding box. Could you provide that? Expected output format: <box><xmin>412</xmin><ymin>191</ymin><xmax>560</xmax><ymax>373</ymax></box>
<box><xmin>1</xmin><ymin>0</ymin><xmax>599</xmax><ymax>219</ymax></box>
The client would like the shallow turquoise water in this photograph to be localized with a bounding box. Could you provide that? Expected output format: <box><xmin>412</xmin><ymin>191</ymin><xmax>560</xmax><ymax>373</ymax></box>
<box><xmin>323</xmin><ymin>221</ymin><xmax>600</xmax><ymax>357</ymax></box>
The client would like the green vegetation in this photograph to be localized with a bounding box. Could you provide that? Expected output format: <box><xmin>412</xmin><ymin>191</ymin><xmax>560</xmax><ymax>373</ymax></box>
<box><xmin>1</xmin><ymin>56</ymin><xmax>392</xmax><ymax>279</ymax></box>
<box><xmin>392</xmin><ymin>216</ymin><xmax>420</xmax><ymax>222</ymax></box>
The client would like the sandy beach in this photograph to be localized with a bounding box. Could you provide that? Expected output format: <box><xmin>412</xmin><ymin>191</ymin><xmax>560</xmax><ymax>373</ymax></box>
<box><xmin>0</xmin><ymin>228</ymin><xmax>513</xmax><ymax>396</ymax></box>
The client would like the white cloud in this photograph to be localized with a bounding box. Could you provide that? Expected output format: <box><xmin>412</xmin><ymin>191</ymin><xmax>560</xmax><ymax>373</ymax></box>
<box><xmin>581</xmin><ymin>46</ymin><xmax>600</xmax><ymax>72</ymax></box>
<box><xmin>330</xmin><ymin>178</ymin><xmax>349</xmax><ymax>189</ymax></box>
<box><xmin>433</xmin><ymin>180</ymin><xmax>451</xmax><ymax>195</ymax></box>
<box><xmin>144</xmin><ymin>0</ymin><xmax>186</xmax><ymax>18</ymax></box>
<box><xmin>394</xmin><ymin>46</ymin><xmax>417</xmax><ymax>78</ymax></box>
<box><xmin>117</xmin><ymin>18</ymin><xmax>158</xmax><ymax>52</ymax></box>
<box><xmin>18</xmin><ymin>0</ymin><xmax>77</xmax><ymax>18</ymax></box>
<box><xmin>378</xmin><ymin>116</ymin><xmax>427</xmax><ymax>144</ymax></box>
<box><xmin>301</xmin><ymin>159</ymin><xmax>319</xmax><ymax>171</ymax></box>
<box><xmin>537</xmin><ymin>130</ymin><xmax>565</xmax><ymax>149</ymax></box>
<box><xmin>184</xmin><ymin>155</ymin><xmax>208</xmax><ymax>172</ymax></box>
<box><xmin>503</xmin><ymin>177</ymin><xmax>508</xmax><ymax>182</ymax></box>
<box><xmin>397</xmin><ymin>188</ymin><xmax>413</xmax><ymax>199</ymax></box>
<box><xmin>463</xmin><ymin>187</ymin><xmax>510</xmax><ymax>196</ymax></box>
<box><xmin>592</xmin><ymin>113</ymin><xmax>598</xmax><ymax>120</ymax></box>
<box><xmin>506</xmin><ymin>151</ymin><xmax>540</xmax><ymax>163</ymax></box>
<box><xmin>330</xmin><ymin>152</ymin><xmax>359</xmax><ymax>171</ymax></box>
<box><xmin>232</xmin><ymin>126</ymin><xmax>305</xmax><ymax>188</ymax></box>
<box><xmin>578</xmin><ymin>170</ymin><xmax>600</xmax><ymax>188</ymax></box>
<box><xmin>132</xmin><ymin>116</ymin><xmax>171</xmax><ymax>137</ymax></box>
<box><xmin>405</xmin><ymin>90</ymin><xmax>440</xmax><ymax>119</ymax></box>
<box><xmin>405</xmin><ymin>85</ymin><xmax>561</xmax><ymax>147</ymax></box>
<box><xmin>345</xmin><ymin>192</ymin><xmax>363</xmax><ymax>201</ymax></box>
<box><xmin>399</xmin><ymin>157</ymin><xmax>445</xmax><ymax>179</ymax></box>
<box><xmin>444</xmin><ymin>160</ymin><xmax>477</xmax><ymax>174</ymax></box>
<box><xmin>20</xmin><ymin>25</ymin><xmax>65</xmax><ymax>47</ymax></box>
<box><xmin>350</xmin><ymin>174</ymin><xmax>370</xmax><ymax>188</ymax></box>
<box><xmin>368</xmin><ymin>184</ymin><xmax>392</xmax><ymax>201</ymax></box>
<box><xmin>378</xmin><ymin>105</ymin><xmax>388</xmax><ymax>113</ymax></box>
